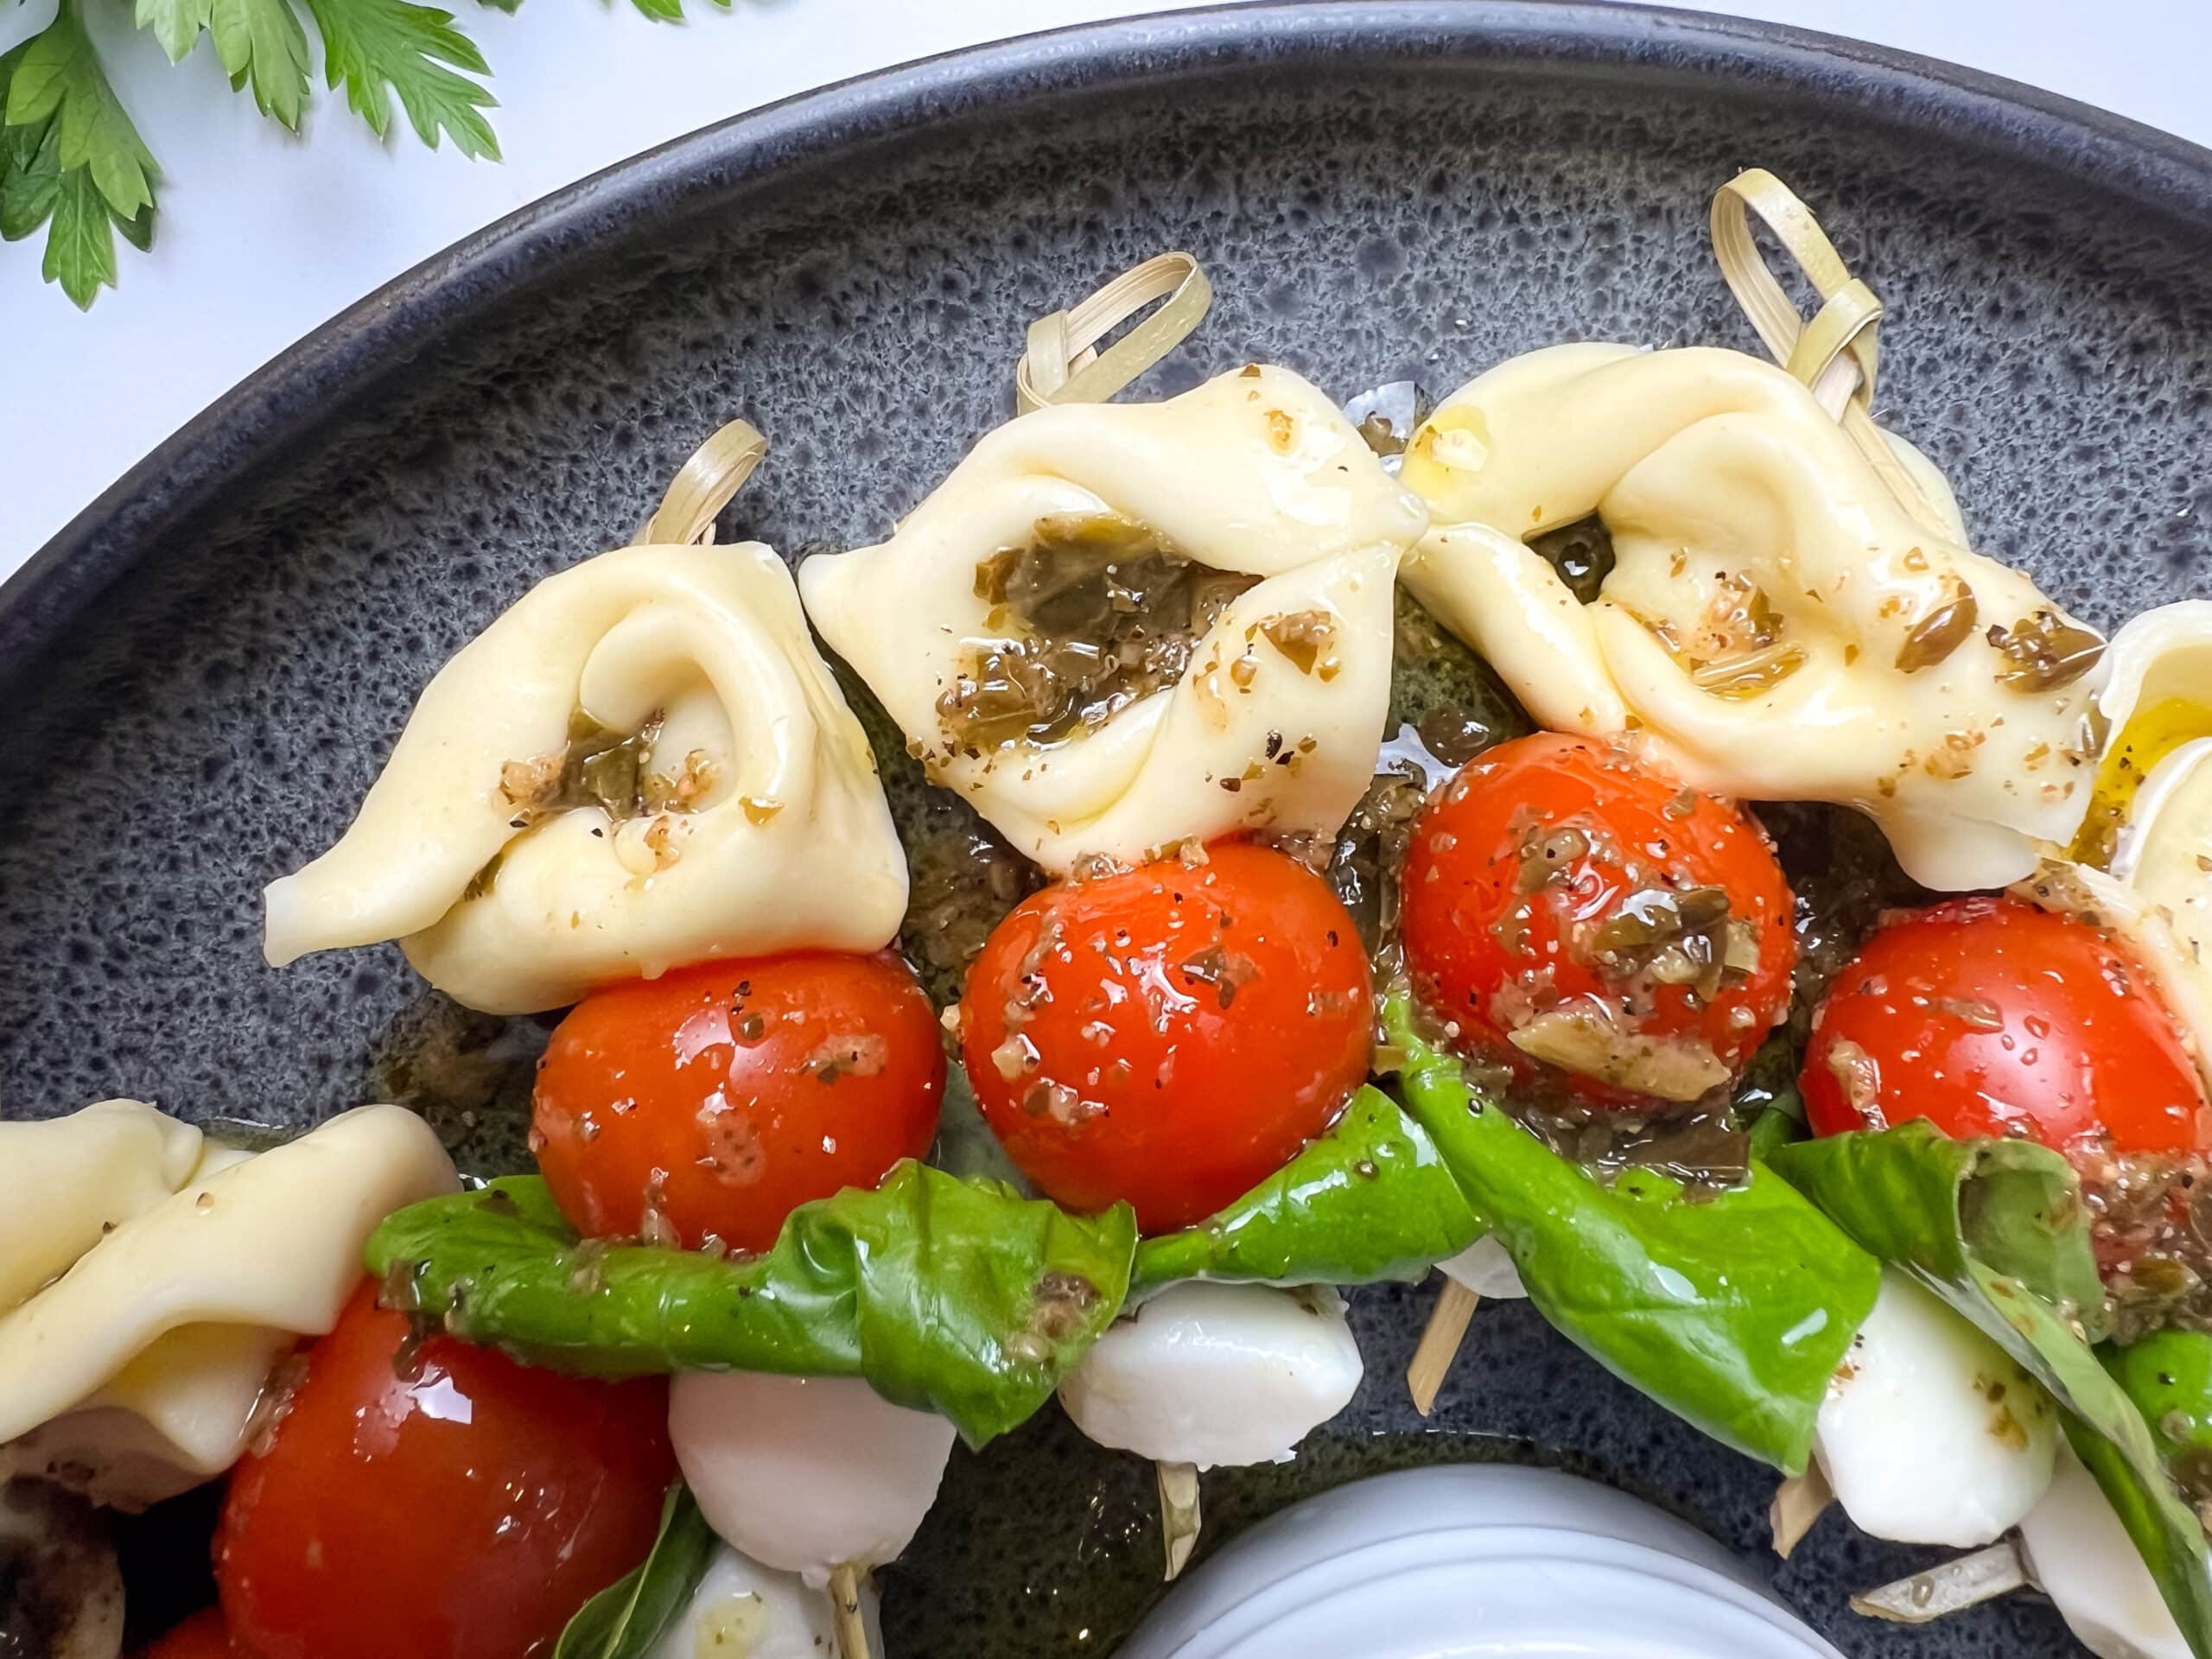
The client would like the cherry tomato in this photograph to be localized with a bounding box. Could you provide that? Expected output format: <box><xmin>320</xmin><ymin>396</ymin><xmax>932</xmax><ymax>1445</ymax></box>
<box><xmin>131</xmin><ymin>1610</ymin><xmax>235</xmax><ymax>1659</ymax></box>
<box><xmin>960</xmin><ymin>841</ymin><xmax>1372</xmax><ymax>1232</ymax></box>
<box><xmin>215</xmin><ymin>1282</ymin><xmax>673</xmax><ymax>1659</ymax></box>
<box><xmin>1400</xmin><ymin>731</ymin><xmax>1796</xmax><ymax>1107</ymax></box>
<box><xmin>1802</xmin><ymin>896</ymin><xmax>2210</xmax><ymax>1158</ymax></box>
<box><xmin>533</xmin><ymin>952</ymin><xmax>944</xmax><ymax>1252</ymax></box>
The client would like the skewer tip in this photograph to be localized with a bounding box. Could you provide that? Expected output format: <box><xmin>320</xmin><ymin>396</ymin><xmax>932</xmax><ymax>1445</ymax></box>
<box><xmin>1406</xmin><ymin>1278</ymin><xmax>1481</xmax><ymax>1417</ymax></box>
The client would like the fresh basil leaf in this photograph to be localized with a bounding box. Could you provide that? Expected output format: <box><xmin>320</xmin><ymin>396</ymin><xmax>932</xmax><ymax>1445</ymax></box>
<box><xmin>1383</xmin><ymin>995</ymin><xmax>1878</xmax><ymax>1473</ymax></box>
<box><xmin>1772</xmin><ymin>1125</ymin><xmax>2212</xmax><ymax>1659</ymax></box>
<box><xmin>1770</xmin><ymin>1122</ymin><xmax>2107</xmax><ymax>1335</ymax></box>
<box><xmin>555</xmin><ymin>1483</ymin><xmax>715</xmax><ymax>1659</ymax></box>
<box><xmin>367</xmin><ymin>1162</ymin><xmax>1136</xmax><ymax>1448</ymax></box>
<box><xmin>1745</xmin><ymin>1102</ymin><xmax>1805</xmax><ymax>1162</ymax></box>
<box><xmin>1133</xmin><ymin>1085</ymin><xmax>1480</xmax><ymax>1293</ymax></box>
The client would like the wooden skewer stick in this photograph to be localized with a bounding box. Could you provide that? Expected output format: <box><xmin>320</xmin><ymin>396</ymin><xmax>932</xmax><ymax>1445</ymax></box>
<box><xmin>829</xmin><ymin>1562</ymin><xmax>873</xmax><ymax>1659</ymax></box>
<box><xmin>1850</xmin><ymin>1540</ymin><xmax>2031</xmax><ymax>1623</ymax></box>
<box><xmin>1768</xmin><ymin>1462</ymin><xmax>1834</xmax><ymax>1560</ymax></box>
<box><xmin>1156</xmin><ymin>1460</ymin><xmax>1202</xmax><ymax>1581</ymax></box>
<box><xmin>1406</xmin><ymin>1278</ymin><xmax>1481</xmax><ymax>1417</ymax></box>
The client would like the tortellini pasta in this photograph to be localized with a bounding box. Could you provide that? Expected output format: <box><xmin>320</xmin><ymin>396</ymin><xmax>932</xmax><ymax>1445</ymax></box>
<box><xmin>0</xmin><ymin>1103</ymin><xmax>454</xmax><ymax>1508</ymax></box>
<box><xmin>1401</xmin><ymin>343</ymin><xmax>2107</xmax><ymax>890</ymax></box>
<box><xmin>798</xmin><ymin>365</ymin><xmax>1428</xmax><ymax>873</ymax></box>
<box><xmin>265</xmin><ymin>541</ymin><xmax>908</xmax><ymax>1014</ymax></box>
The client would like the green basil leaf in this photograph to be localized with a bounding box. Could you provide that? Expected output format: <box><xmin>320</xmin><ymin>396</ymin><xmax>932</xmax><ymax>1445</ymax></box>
<box><xmin>1771</xmin><ymin>1125</ymin><xmax>2212</xmax><ymax>1659</ymax></box>
<box><xmin>366</xmin><ymin>1161</ymin><xmax>1137</xmax><ymax>1448</ymax></box>
<box><xmin>554</xmin><ymin>1483</ymin><xmax>715</xmax><ymax>1659</ymax></box>
<box><xmin>1132</xmin><ymin>1085</ymin><xmax>1482</xmax><ymax>1293</ymax></box>
<box><xmin>1769</xmin><ymin>1122</ymin><xmax>2107</xmax><ymax>1334</ymax></box>
<box><xmin>1383</xmin><ymin>995</ymin><xmax>1878</xmax><ymax>1473</ymax></box>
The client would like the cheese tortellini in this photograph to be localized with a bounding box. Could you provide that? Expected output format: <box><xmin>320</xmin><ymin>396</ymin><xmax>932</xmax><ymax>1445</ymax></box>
<box><xmin>0</xmin><ymin>1102</ymin><xmax>454</xmax><ymax>1508</ymax></box>
<box><xmin>798</xmin><ymin>365</ymin><xmax>1428</xmax><ymax>873</ymax></box>
<box><xmin>265</xmin><ymin>542</ymin><xmax>908</xmax><ymax>1014</ymax></box>
<box><xmin>1401</xmin><ymin>343</ymin><xmax>2107</xmax><ymax>890</ymax></box>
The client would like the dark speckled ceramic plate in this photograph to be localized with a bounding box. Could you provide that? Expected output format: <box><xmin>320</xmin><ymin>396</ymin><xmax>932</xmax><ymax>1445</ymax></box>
<box><xmin>7</xmin><ymin>3</ymin><xmax>2212</xmax><ymax>1653</ymax></box>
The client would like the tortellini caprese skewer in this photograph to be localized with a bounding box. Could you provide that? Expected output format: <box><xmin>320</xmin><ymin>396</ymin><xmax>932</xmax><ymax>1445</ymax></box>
<box><xmin>1386</xmin><ymin>165</ymin><xmax>2108</xmax><ymax>1410</ymax></box>
<box><xmin>191</xmin><ymin>429</ymin><xmax>963</xmax><ymax>1659</ymax></box>
<box><xmin>263</xmin><ymin>421</ymin><xmax>908</xmax><ymax>1015</ymax></box>
<box><xmin>798</xmin><ymin>260</ymin><xmax>1421</xmax><ymax>1567</ymax></box>
<box><xmin>1400</xmin><ymin>174</ymin><xmax>2106</xmax><ymax>896</ymax></box>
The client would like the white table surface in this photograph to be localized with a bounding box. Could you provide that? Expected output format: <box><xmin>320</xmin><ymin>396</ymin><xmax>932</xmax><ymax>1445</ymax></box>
<box><xmin>2</xmin><ymin>0</ymin><xmax>2204</xmax><ymax>576</ymax></box>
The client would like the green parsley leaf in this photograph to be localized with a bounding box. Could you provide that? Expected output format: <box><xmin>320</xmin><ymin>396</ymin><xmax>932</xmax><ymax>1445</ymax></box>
<box><xmin>0</xmin><ymin>120</ymin><xmax>60</xmax><ymax>243</ymax></box>
<box><xmin>135</xmin><ymin>0</ymin><xmax>216</xmax><ymax>66</ymax></box>
<box><xmin>7</xmin><ymin>0</ymin><xmax>158</xmax><ymax>220</ymax></box>
<box><xmin>210</xmin><ymin>0</ymin><xmax>312</xmax><ymax>130</ymax></box>
<box><xmin>299</xmin><ymin>0</ymin><xmax>499</xmax><ymax>159</ymax></box>
<box><xmin>112</xmin><ymin>196</ymin><xmax>156</xmax><ymax>252</ymax></box>
<box><xmin>41</xmin><ymin>164</ymin><xmax>118</xmax><ymax>308</ymax></box>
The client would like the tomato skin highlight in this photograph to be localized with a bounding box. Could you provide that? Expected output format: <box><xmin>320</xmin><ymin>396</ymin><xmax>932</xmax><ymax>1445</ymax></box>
<box><xmin>214</xmin><ymin>1283</ymin><xmax>674</xmax><ymax>1659</ymax></box>
<box><xmin>1399</xmin><ymin>731</ymin><xmax>1796</xmax><ymax>1106</ymax></box>
<box><xmin>960</xmin><ymin>842</ymin><xmax>1373</xmax><ymax>1233</ymax></box>
<box><xmin>1802</xmin><ymin>895</ymin><xmax>2212</xmax><ymax>1159</ymax></box>
<box><xmin>532</xmin><ymin>951</ymin><xmax>944</xmax><ymax>1252</ymax></box>
<box><xmin>131</xmin><ymin>1609</ymin><xmax>236</xmax><ymax>1659</ymax></box>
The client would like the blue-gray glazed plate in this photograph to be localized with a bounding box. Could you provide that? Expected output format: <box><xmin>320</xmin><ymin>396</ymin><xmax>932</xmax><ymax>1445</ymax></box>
<box><xmin>5</xmin><ymin>4</ymin><xmax>2211</xmax><ymax>1654</ymax></box>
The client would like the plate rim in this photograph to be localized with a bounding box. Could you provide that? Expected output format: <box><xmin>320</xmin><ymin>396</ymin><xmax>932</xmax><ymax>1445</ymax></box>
<box><xmin>8</xmin><ymin>0</ymin><xmax>2212</xmax><ymax>683</ymax></box>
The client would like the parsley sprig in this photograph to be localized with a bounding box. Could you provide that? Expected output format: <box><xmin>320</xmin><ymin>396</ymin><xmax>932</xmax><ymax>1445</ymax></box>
<box><xmin>1</xmin><ymin>0</ymin><xmax>718</xmax><ymax>309</ymax></box>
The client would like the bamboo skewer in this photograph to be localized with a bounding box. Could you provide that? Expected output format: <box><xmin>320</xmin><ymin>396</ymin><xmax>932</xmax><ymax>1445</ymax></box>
<box><xmin>829</xmin><ymin>1562</ymin><xmax>873</xmax><ymax>1659</ymax></box>
<box><xmin>638</xmin><ymin>416</ymin><xmax>768</xmax><ymax>547</ymax></box>
<box><xmin>1850</xmin><ymin>1541</ymin><xmax>2032</xmax><ymax>1623</ymax></box>
<box><xmin>1768</xmin><ymin>1462</ymin><xmax>1834</xmax><ymax>1559</ymax></box>
<box><xmin>1016</xmin><ymin>251</ymin><xmax>1211</xmax><ymax>413</ymax></box>
<box><xmin>1407</xmin><ymin>1278</ymin><xmax>1480</xmax><ymax>1417</ymax></box>
<box><xmin>1156</xmin><ymin>1459</ymin><xmax>1203</xmax><ymax>1580</ymax></box>
<box><xmin>1708</xmin><ymin>168</ymin><xmax>1948</xmax><ymax>537</ymax></box>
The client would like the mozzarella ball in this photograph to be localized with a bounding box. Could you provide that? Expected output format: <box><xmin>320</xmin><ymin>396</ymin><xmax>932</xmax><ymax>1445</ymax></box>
<box><xmin>2021</xmin><ymin>1444</ymin><xmax>2200</xmax><ymax>1659</ymax></box>
<box><xmin>669</xmin><ymin>1371</ymin><xmax>954</xmax><ymax>1587</ymax></box>
<box><xmin>1813</xmin><ymin>1271</ymin><xmax>2056</xmax><ymax>1546</ymax></box>
<box><xmin>1436</xmin><ymin>1236</ymin><xmax>1527</xmax><ymax>1299</ymax></box>
<box><xmin>644</xmin><ymin>1542</ymin><xmax>877</xmax><ymax>1659</ymax></box>
<box><xmin>1058</xmin><ymin>1282</ymin><xmax>1362</xmax><ymax>1468</ymax></box>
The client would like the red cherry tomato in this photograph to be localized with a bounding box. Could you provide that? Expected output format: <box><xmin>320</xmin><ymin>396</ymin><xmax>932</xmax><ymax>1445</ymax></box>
<box><xmin>532</xmin><ymin>952</ymin><xmax>944</xmax><ymax>1252</ymax></box>
<box><xmin>131</xmin><ymin>1610</ymin><xmax>236</xmax><ymax>1659</ymax></box>
<box><xmin>960</xmin><ymin>841</ymin><xmax>1372</xmax><ymax>1232</ymax></box>
<box><xmin>215</xmin><ymin>1282</ymin><xmax>674</xmax><ymax>1659</ymax></box>
<box><xmin>1399</xmin><ymin>731</ymin><xmax>1796</xmax><ymax>1107</ymax></box>
<box><xmin>1802</xmin><ymin>896</ymin><xmax>2211</xmax><ymax>1158</ymax></box>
